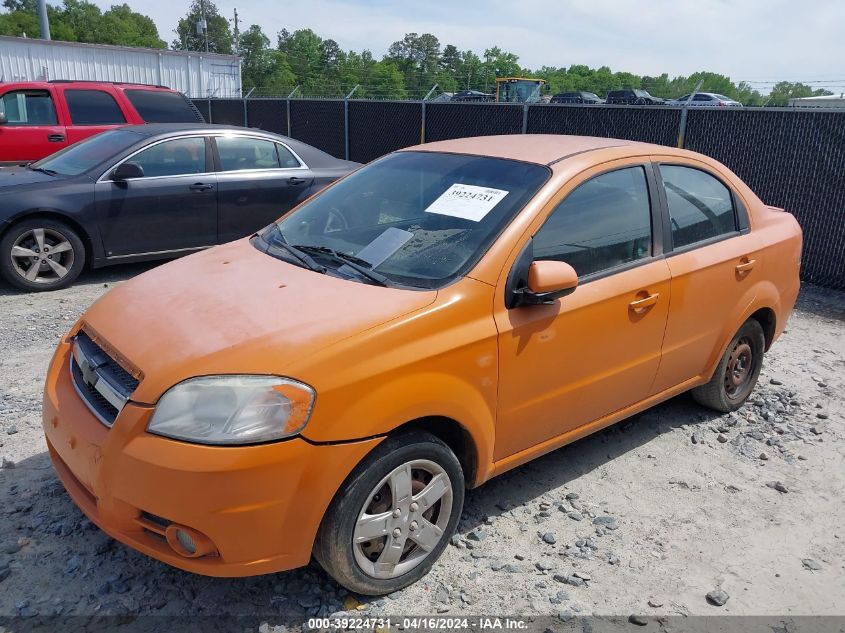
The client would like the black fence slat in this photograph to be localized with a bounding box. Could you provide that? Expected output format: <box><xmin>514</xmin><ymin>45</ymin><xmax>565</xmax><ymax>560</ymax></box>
<box><xmin>349</xmin><ymin>100</ymin><xmax>422</xmax><ymax>163</ymax></box>
<box><xmin>425</xmin><ymin>103</ymin><xmax>523</xmax><ymax>141</ymax></box>
<box><xmin>209</xmin><ymin>99</ymin><xmax>246</xmax><ymax>126</ymax></box>
<box><xmin>528</xmin><ymin>103</ymin><xmax>681</xmax><ymax>146</ymax></box>
<box><xmin>289</xmin><ymin>99</ymin><xmax>345</xmax><ymax>158</ymax></box>
<box><xmin>246</xmin><ymin>99</ymin><xmax>288</xmax><ymax>135</ymax></box>
<box><xmin>686</xmin><ymin>109</ymin><xmax>845</xmax><ymax>290</ymax></box>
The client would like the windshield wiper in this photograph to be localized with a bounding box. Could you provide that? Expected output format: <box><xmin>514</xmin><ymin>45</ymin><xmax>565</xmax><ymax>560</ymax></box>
<box><xmin>293</xmin><ymin>245</ymin><xmax>393</xmax><ymax>287</ymax></box>
<box><xmin>260</xmin><ymin>225</ymin><xmax>326</xmax><ymax>273</ymax></box>
<box><xmin>26</xmin><ymin>164</ymin><xmax>58</xmax><ymax>176</ymax></box>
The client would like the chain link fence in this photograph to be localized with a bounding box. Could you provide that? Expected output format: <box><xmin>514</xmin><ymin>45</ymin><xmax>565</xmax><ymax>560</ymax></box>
<box><xmin>424</xmin><ymin>103</ymin><xmax>524</xmax><ymax>141</ymax></box>
<box><xmin>528</xmin><ymin>104</ymin><xmax>681</xmax><ymax>146</ymax></box>
<box><xmin>686</xmin><ymin>108</ymin><xmax>845</xmax><ymax>289</ymax></box>
<box><xmin>349</xmin><ymin>100</ymin><xmax>423</xmax><ymax>163</ymax></box>
<box><xmin>190</xmin><ymin>98</ymin><xmax>845</xmax><ymax>289</ymax></box>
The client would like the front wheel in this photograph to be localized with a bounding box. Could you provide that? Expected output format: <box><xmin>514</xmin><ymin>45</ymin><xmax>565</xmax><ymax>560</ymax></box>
<box><xmin>314</xmin><ymin>431</ymin><xmax>464</xmax><ymax>595</ymax></box>
<box><xmin>692</xmin><ymin>319</ymin><xmax>765</xmax><ymax>412</ymax></box>
<box><xmin>0</xmin><ymin>218</ymin><xmax>85</xmax><ymax>291</ymax></box>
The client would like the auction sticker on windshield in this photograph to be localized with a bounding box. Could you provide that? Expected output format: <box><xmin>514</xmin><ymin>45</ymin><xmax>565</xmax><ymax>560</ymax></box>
<box><xmin>425</xmin><ymin>183</ymin><xmax>509</xmax><ymax>222</ymax></box>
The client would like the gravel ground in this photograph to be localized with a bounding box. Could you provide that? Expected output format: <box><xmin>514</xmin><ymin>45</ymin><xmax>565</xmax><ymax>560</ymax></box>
<box><xmin>0</xmin><ymin>263</ymin><xmax>843</xmax><ymax>626</ymax></box>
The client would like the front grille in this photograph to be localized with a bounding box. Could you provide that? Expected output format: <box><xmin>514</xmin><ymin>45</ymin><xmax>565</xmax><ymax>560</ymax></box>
<box><xmin>70</xmin><ymin>355</ymin><xmax>119</xmax><ymax>423</ymax></box>
<box><xmin>75</xmin><ymin>331</ymin><xmax>139</xmax><ymax>393</ymax></box>
<box><xmin>69</xmin><ymin>331</ymin><xmax>139</xmax><ymax>426</ymax></box>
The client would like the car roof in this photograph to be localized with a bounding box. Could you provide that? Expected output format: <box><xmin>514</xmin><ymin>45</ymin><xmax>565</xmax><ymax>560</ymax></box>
<box><xmin>402</xmin><ymin>134</ymin><xmax>678</xmax><ymax>166</ymax></box>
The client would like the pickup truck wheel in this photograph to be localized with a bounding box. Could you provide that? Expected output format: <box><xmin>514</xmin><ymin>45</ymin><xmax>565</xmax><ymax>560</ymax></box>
<box><xmin>0</xmin><ymin>219</ymin><xmax>85</xmax><ymax>291</ymax></box>
<box><xmin>692</xmin><ymin>319</ymin><xmax>765</xmax><ymax>412</ymax></box>
<box><xmin>314</xmin><ymin>431</ymin><xmax>464</xmax><ymax>595</ymax></box>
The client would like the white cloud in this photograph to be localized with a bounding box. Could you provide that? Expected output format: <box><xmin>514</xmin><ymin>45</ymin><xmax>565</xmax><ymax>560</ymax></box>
<box><xmin>99</xmin><ymin>0</ymin><xmax>845</xmax><ymax>91</ymax></box>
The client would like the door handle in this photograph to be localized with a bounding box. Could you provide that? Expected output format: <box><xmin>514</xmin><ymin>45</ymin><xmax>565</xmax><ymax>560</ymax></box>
<box><xmin>48</xmin><ymin>134</ymin><xmax>65</xmax><ymax>143</ymax></box>
<box><xmin>629</xmin><ymin>292</ymin><xmax>660</xmax><ymax>313</ymax></box>
<box><xmin>288</xmin><ymin>176</ymin><xmax>307</xmax><ymax>186</ymax></box>
<box><xmin>188</xmin><ymin>183</ymin><xmax>214</xmax><ymax>192</ymax></box>
<box><xmin>735</xmin><ymin>259</ymin><xmax>756</xmax><ymax>274</ymax></box>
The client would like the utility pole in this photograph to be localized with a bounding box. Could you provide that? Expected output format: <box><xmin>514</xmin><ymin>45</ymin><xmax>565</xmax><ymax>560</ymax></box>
<box><xmin>200</xmin><ymin>0</ymin><xmax>209</xmax><ymax>53</ymax></box>
<box><xmin>232</xmin><ymin>8</ymin><xmax>240</xmax><ymax>53</ymax></box>
<box><xmin>37</xmin><ymin>0</ymin><xmax>50</xmax><ymax>40</ymax></box>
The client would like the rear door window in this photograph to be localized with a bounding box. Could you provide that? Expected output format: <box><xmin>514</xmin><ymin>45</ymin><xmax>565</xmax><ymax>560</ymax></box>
<box><xmin>0</xmin><ymin>90</ymin><xmax>58</xmax><ymax>125</ymax></box>
<box><xmin>127</xmin><ymin>137</ymin><xmax>207</xmax><ymax>178</ymax></box>
<box><xmin>216</xmin><ymin>136</ymin><xmax>280</xmax><ymax>171</ymax></box>
<box><xmin>660</xmin><ymin>165</ymin><xmax>737</xmax><ymax>248</ymax></box>
<box><xmin>65</xmin><ymin>90</ymin><xmax>126</xmax><ymax>125</ymax></box>
<box><xmin>124</xmin><ymin>90</ymin><xmax>202</xmax><ymax>123</ymax></box>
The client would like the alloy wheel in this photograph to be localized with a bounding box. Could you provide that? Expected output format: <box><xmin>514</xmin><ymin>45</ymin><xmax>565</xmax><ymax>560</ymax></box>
<box><xmin>10</xmin><ymin>227</ymin><xmax>75</xmax><ymax>285</ymax></box>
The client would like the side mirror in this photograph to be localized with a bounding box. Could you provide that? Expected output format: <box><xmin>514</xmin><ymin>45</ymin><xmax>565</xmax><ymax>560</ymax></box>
<box><xmin>111</xmin><ymin>162</ymin><xmax>144</xmax><ymax>181</ymax></box>
<box><xmin>519</xmin><ymin>260</ymin><xmax>578</xmax><ymax>305</ymax></box>
<box><xmin>0</xmin><ymin>112</ymin><xmax>7</xmax><ymax>125</ymax></box>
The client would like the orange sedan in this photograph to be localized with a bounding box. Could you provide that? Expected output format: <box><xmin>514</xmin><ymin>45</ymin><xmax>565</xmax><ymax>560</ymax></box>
<box><xmin>42</xmin><ymin>135</ymin><xmax>801</xmax><ymax>595</ymax></box>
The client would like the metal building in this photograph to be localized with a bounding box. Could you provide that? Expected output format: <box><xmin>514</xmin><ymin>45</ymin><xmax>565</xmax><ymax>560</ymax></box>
<box><xmin>0</xmin><ymin>35</ymin><xmax>242</xmax><ymax>97</ymax></box>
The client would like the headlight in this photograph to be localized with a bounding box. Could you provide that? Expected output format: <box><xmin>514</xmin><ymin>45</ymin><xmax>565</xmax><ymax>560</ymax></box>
<box><xmin>147</xmin><ymin>375</ymin><xmax>315</xmax><ymax>445</ymax></box>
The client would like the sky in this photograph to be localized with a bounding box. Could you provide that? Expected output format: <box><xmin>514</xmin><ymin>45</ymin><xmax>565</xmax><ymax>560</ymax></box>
<box><xmin>97</xmin><ymin>0</ymin><xmax>845</xmax><ymax>93</ymax></box>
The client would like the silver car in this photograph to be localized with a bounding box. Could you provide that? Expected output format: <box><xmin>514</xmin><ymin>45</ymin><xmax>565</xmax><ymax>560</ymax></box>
<box><xmin>667</xmin><ymin>92</ymin><xmax>743</xmax><ymax>107</ymax></box>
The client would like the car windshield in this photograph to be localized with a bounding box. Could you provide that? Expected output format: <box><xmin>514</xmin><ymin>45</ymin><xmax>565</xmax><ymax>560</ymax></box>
<box><xmin>634</xmin><ymin>90</ymin><xmax>650</xmax><ymax>97</ymax></box>
<box><xmin>32</xmin><ymin>129</ymin><xmax>142</xmax><ymax>176</ymax></box>
<box><xmin>263</xmin><ymin>151</ymin><xmax>549</xmax><ymax>289</ymax></box>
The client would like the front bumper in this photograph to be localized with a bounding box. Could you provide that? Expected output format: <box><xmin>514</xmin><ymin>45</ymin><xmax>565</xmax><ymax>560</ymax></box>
<box><xmin>42</xmin><ymin>339</ymin><xmax>382</xmax><ymax>576</ymax></box>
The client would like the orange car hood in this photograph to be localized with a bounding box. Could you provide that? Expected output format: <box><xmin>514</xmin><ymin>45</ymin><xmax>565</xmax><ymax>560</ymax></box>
<box><xmin>81</xmin><ymin>239</ymin><xmax>437</xmax><ymax>404</ymax></box>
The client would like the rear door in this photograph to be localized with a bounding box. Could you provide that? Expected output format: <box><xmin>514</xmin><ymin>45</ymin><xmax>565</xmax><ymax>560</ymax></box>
<box><xmin>94</xmin><ymin>135</ymin><xmax>218</xmax><ymax>257</ymax></box>
<box><xmin>213</xmin><ymin>135</ymin><xmax>315</xmax><ymax>243</ymax></box>
<box><xmin>0</xmin><ymin>87</ymin><xmax>67</xmax><ymax>162</ymax></box>
<box><xmin>58</xmin><ymin>87</ymin><xmax>130</xmax><ymax>146</ymax></box>
<box><xmin>650</xmin><ymin>158</ymin><xmax>761</xmax><ymax>392</ymax></box>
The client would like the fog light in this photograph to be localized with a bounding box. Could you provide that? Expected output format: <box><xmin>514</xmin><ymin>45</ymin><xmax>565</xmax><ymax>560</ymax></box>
<box><xmin>175</xmin><ymin>529</ymin><xmax>196</xmax><ymax>555</ymax></box>
<box><xmin>164</xmin><ymin>524</ymin><xmax>217</xmax><ymax>558</ymax></box>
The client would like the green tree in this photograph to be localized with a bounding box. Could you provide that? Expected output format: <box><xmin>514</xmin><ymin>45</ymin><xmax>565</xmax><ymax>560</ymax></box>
<box><xmin>101</xmin><ymin>4</ymin><xmax>165</xmax><ymax>48</ymax></box>
<box><xmin>0</xmin><ymin>0</ymin><xmax>162</xmax><ymax>46</ymax></box>
<box><xmin>766</xmin><ymin>81</ymin><xmax>833</xmax><ymax>106</ymax></box>
<box><xmin>282</xmin><ymin>28</ymin><xmax>323</xmax><ymax>93</ymax></box>
<box><xmin>173</xmin><ymin>0</ymin><xmax>233</xmax><ymax>54</ymax></box>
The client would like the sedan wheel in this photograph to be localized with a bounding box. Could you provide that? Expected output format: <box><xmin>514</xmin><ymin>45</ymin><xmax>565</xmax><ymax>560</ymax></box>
<box><xmin>1</xmin><ymin>219</ymin><xmax>85</xmax><ymax>291</ymax></box>
<box><xmin>11</xmin><ymin>228</ymin><xmax>75</xmax><ymax>284</ymax></box>
<box><xmin>692</xmin><ymin>319</ymin><xmax>765</xmax><ymax>412</ymax></box>
<box><xmin>353</xmin><ymin>459</ymin><xmax>453</xmax><ymax>579</ymax></box>
<box><xmin>314</xmin><ymin>431</ymin><xmax>464</xmax><ymax>595</ymax></box>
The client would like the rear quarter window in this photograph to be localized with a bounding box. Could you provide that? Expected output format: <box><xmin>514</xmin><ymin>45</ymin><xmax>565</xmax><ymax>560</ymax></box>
<box><xmin>124</xmin><ymin>90</ymin><xmax>203</xmax><ymax>123</ymax></box>
<box><xmin>65</xmin><ymin>90</ymin><xmax>126</xmax><ymax>125</ymax></box>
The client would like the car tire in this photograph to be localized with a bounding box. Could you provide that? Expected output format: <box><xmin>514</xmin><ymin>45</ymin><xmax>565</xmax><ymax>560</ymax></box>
<box><xmin>314</xmin><ymin>431</ymin><xmax>465</xmax><ymax>596</ymax></box>
<box><xmin>0</xmin><ymin>218</ymin><xmax>85</xmax><ymax>292</ymax></box>
<box><xmin>692</xmin><ymin>319</ymin><xmax>766</xmax><ymax>413</ymax></box>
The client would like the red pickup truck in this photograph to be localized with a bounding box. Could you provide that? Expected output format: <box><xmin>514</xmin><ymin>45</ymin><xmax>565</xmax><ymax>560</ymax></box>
<box><xmin>0</xmin><ymin>80</ymin><xmax>203</xmax><ymax>164</ymax></box>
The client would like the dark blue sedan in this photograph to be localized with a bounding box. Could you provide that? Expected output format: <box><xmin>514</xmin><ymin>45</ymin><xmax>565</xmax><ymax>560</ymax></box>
<box><xmin>0</xmin><ymin>124</ymin><xmax>359</xmax><ymax>291</ymax></box>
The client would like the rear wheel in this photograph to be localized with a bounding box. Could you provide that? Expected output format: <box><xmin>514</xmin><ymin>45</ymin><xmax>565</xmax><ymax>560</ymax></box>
<box><xmin>692</xmin><ymin>319</ymin><xmax>765</xmax><ymax>412</ymax></box>
<box><xmin>0</xmin><ymin>218</ymin><xmax>85</xmax><ymax>291</ymax></box>
<box><xmin>314</xmin><ymin>431</ymin><xmax>464</xmax><ymax>595</ymax></box>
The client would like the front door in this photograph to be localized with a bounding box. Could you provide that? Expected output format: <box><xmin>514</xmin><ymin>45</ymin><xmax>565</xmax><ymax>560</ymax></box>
<box><xmin>494</xmin><ymin>162</ymin><xmax>671</xmax><ymax>461</ymax></box>
<box><xmin>0</xmin><ymin>88</ymin><xmax>67</xmax><ymax>162</ymax></box>
<box><xmin>95</xmin><ymin>136</ymin><xmax>218</xmax><ymax>257</ymax></box>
